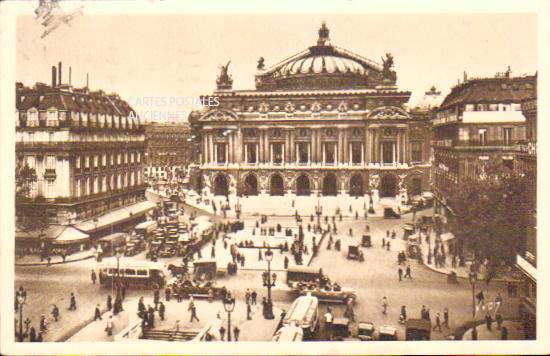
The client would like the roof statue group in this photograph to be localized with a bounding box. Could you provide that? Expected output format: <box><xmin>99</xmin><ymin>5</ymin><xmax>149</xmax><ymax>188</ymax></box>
<box><xmin>216</xmin><ymin>23</ymin><xmax>398</xmax><ymax>90</ymax></box>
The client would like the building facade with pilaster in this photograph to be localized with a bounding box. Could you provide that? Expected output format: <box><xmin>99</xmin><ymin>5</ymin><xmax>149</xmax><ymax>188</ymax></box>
<box><xmin>189</xmin><ymin>24</ymin><xmax>432</xmax><ymax>200</ymax></box>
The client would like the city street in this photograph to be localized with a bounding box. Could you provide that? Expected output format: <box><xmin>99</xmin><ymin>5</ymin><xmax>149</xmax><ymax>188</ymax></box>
<box><xmin>14</xmin><ymin>195</ymin><xmax>521</xmax><ymax>342</ymax></box>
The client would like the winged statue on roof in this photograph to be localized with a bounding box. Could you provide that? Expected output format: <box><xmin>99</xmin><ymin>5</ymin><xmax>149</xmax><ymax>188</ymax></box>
<box><xmin>381</xmin><ymin>53</ymin><xmax>397</xmax><ymax>83</ymax></box>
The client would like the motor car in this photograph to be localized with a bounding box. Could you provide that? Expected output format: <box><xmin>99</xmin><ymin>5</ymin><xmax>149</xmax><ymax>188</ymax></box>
<box><xmin>357</xmin><ymin>322</ymin><xmax>375</xmax><ymax>341</ymax></box>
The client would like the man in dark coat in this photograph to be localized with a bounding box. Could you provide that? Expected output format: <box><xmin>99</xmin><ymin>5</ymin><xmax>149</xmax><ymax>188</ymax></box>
<box><xmin>51</xmin><ymin>304</ymin><xmax>59</xmax><ymax>321</ymax></box>
<box><xmin>158</xmin><ymin>302</ymin><xmax>166</xmax><ymax>321</ymax></box>
<box><xmin>69</xmin><ymin>292</ymin><xmax>77</xmax><ymax>310</ymax></box>
<box><xmin>94</xmin><ymin>304</ymin><xmax>102</xmax><ymax>321</ymax></box>
<box><xmin>107</xmin><ymin>295</ymin><xmax>112</xmax><ymax>311</ymax></box>
<box><xmin>29</xmin><ymin>326</ymin><xmax>36</xmax><ymax>342</ymax></box>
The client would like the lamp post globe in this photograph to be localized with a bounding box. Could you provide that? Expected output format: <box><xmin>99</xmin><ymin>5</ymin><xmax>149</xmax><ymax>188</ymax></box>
<box><xmin>223</xmin><ymin>296</ymin><xmax>235</xmax><ymax>341</ymax></box>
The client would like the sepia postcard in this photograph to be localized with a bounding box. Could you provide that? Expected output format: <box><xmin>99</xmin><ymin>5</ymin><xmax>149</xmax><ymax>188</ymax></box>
<box><xmin>0</xmin><ymin>0</ymin><xmax>549</xmax><ymax>355</ymax></box>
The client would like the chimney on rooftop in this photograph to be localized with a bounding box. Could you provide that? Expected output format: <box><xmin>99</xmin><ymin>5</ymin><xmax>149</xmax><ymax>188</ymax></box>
<box><xmin>58</xmin><ymin>61</ymin><xmax>62</xmax><ymax>85</ymax></box>
<box><xmin>86</xmin><ymin>73</ymin><xmax>89</xmax><ymax>88</ymax></box>
<box><xmin>69</xmin><ymin>66</ymin><xmax>72</xmax><ymax>85</ymax></box>
<box><xmin>52</xmin><ymin>66</ymin><xmax>57</xmax><ymax>87</ymax></box>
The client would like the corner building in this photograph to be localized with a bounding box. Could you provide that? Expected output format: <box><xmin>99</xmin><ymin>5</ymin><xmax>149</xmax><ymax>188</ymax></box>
<box><xmin>190</xmin><ymin>24</ymin><xmax>432</xmax><ymax>200</ymax></box>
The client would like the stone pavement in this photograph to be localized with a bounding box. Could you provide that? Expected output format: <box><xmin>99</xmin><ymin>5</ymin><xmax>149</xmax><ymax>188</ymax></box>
<box><xmin>462</xmin><ymin>319</ymin><xmax>524</xmax><ymax>340</ymax></box>
<box><xmin>68</xmin><ymin>294</ymin><xmax>282</xmax><ymax>341</ymax></box>
<box><xmin>15</xmin><ymin>249</ymin><xmax>94</xmax><ymax>266</ymax></box>
<box><xmin>177</xmin><ymin>189</ymin><xmax>410</xmax><ymax>219</ymax></box>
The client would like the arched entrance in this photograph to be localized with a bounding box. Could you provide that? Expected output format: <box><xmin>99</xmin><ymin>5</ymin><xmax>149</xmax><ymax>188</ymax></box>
<box><xmin>322</xmin><ymin>174</ymin><xmax>338</xmax><ymax>196</ymax></box>
<box><xmin>296</xmin><ymin>175</ymin><xmax>311</xmax><ymax>196</ymax></box>
<box><xmin>270</xmin><ymin>174</ymin><xmax>285</xmax><ymax>196</ymax></box>
<box><xmin>380</xmin><ymin>174</ymin><xmax>397</xmax><ymax>198</ymax></box>
<box><xmin>350</xmin><ymin>174</ymin><xmax>364</xmax><ymax>197</ymax></box>
<box><xmin>213</xmin><ymin>174</ymin><xmax>229</xmax><ymax>196</ymax></box>
<box><xmin>243</xmin><ymin>174</ymin><xmax>258</xmax><ymax>196</ymax></box>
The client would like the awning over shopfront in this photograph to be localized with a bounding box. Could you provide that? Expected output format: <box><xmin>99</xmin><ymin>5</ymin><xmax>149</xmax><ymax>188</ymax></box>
<box><xmin>52</xmin><ymin>227</ymin><xmax>90</xmax><ymax>245</ymax></box>
<box><xmin>16</xmin><ymin>225</ymin><xmax>89</xmax><ymax>245</ymax></box>
<box><xmin>75</xmin><ymin>200</ymin><xmax>156</xmax><ymax>233</ymax></box>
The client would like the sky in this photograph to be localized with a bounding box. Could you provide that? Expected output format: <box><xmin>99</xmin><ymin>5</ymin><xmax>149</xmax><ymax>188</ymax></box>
<box><xmin>16</xmin><ymin>13</ymin><xmax>537</xmax><ymax>122</ymax></box>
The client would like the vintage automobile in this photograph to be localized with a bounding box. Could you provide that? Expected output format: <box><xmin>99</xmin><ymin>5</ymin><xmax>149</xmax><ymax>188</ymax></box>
<box><xmin>169</xmin><ymin>278</ymin><xmax>227</xmax><ymax>300</ymax></box>
<box><xmin>407</xmin><ymin>241</ymin><xmax>422</xmax><ymax>259</ymax></box>
<box><xmin>331</xmin><ymin>317</ymin><xmax>351</xmax><ymax>340</ymax></box>
<box><xmin>361</xmin><ymin>235</ymin><xmax>372</xmax><ymax>247</ymax></box>
<box><xmin>356</xmin><ymin>322</ymin><xmax>375</xmax><ymax>341</ymax></box>
<box><xmin>124</xmin><ymin>242</ymin><xmax>141</xmax><ymax>257</ymax></box>
<box><xmin>383</xmin><ymin>207</ymin><xmax>401</xmax><ymax>219</ymax></box>
<box><xmin>402</xmin><ymin>223</ymin><xmax>416</xmax><ymax>239</ymax></box>
<box><xmin>347</xmin><ymin>244</ymin><xmax>364</xmax><ymax>261</ymax></box>
<box><xmin>405</xmin><ymin>319</ymin><xmax>431</xmax><ymax>340</ymax></box>
<box><xmin>287</xmin><ymin>267</ymin><xmax>356</xmax><ymax>303</ymax></box>
<box><xmin>158</xmin><ymin>244</ymin><xmax>176</xmax><ymax>258</ymax></box>
<box><xmin>193</xmin><ymin>259</ymin><xmax>218</xmax><ymax>280</ymax></box>
<box><xmin>378</xmin><ymin>325</ymin><xmax>398</xmax><ymax>341</ymax></box>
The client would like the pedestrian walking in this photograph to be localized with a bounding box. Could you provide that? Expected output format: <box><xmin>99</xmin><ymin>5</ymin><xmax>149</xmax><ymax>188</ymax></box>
<box><xmin>485</xmin><ymin>312</ymin><xmax>492</xmax><ymax>331</ymax></box>
<box><xmin>399</xmin><ymin>305</ymin><xmax>407</xmax><ymax>323</ymax></box>
<box><xmin>324</xmin><ymin>307</ymin><xmax>333</xmax><ymax>333</ymax></box>
<box><xmin>386</xmin><ymin>241</ymin><xmax>391</xmax><ymax>251</ymax></box>
<box><xmin>91</xmin><ymin>270</ymin><xmax>97</xmax><ymax>284</ymax></box>
<box><xmin>495</xmin><ymin>312</ymin><xmax>503</xmax><ymax>330</ymax></box>
<box><xmin>443</xmin><ymin>308</ymin><xmax>449</xmax><ymax>328</ymax></box>
<box><xmin>247</xmin><ymin>302</ymin><xmax>252</xmax><ymax>320</ymax></box>
<box><xmin>148</xmin><ymin>305</ymin><xmax>155</xmax><ymax>328</ymax></box>
<box><xmin>501</xmin><ymin>326</ymin><xmax>508</xmax><ymax>340</ymax></box>
<box><xmin>382</xmin><ymin>296</ymin><xmax>388</xmax><ymax>315</ymax></box>
<box><xmin>159</xmin><ymin>301</ymin><xmax>166</xmax><ymax>321</ymax></box>
<box><xmin>405</xmin><ymin>264</ymin><xmax>412</xmax><ymax>279</ymax></box>
<box><xmin>245</xmin><ymin>289</ymin><xmax>251</xmax><ymax>305</ymax></box>
<box><xmin>29</xmin><ymin>326</ymin><xmax>36</xmax><ymax>342</ymax></box>
<box><xmin>344</xmin><ymin>297</ymin><xmax>355</xmax><ymax>322</ymax></box>
<box><xmin>69</xmin><ymin>292</ymin><xmax>77</xmax><ymax>310</ymax></box>
<box><xmin>94</xmin><ymin>304</ymin><xmax>102</xmax><ymax>321</ymax></box>
<box><xmin>51</xmin><ymin>305</ymin><xmax>59</xmax><ymax>322</ymax></box>
<box><xmin>251</xmin><ymin>290</ymin><xmax>257</xmax><ymax>305</ymax></box>
<box><xmin>426</xmin><ymin>308</ymin><xmax>431</xmax><ymax>323</ymax></box>
<box><xmin>476</xmin><ymin>290</ymin><xmax>485</xmax><ymax>306</ymax></box>
<box><xmin>284</xmin><ymin>256</ymin><xmax>289</xmax><ymax>269</ymax></box>
<box><xmin>258</xmin><ymin>249</ymin><xmax>263</xmax><ymax>261</ymax></box>
<box><xmin>386</xmin><ymin>230</ymin><xmax>390</xmax><ymax>238</ymax></box>
<box><xmin>398</xmin><ymin>267</ymin><xmax>403</xmax><ymax>281</ymax></box>
<box><xmin>154</xmin><ymin>289</ymin><xmax>160</xmax><ymax>310</ymax></box>
<box><xmin>382</xmin><ymin>238</ymin><xmax>386</xmax><ymax>248</ymax></box>
<box><xmin>107</xmin><ymin>295</ymin><xmax>112</xmax><ymax>311</ymax></box>
<box><xmin>233</xmin><ymin>326</ymin><xmax>240</xmax><ymax>341</ymax></box>
<box><xmin>39</xmin><ymin>315</ymin><xmax>47</xmax><ymax>332</ymax></box>
<box><xmin>188</xmin><ymin>297</ymin><xmax>199</xmax><ymax>322</ymax></box>
<box><xmin>138</xmin><ymin>297</ymin><xmax>146</xmax><ymax>313</ymax></box>
<box><xmin>165</xmin><ymin>286</ymin><xmax>171</xmax><ymax>302</ymax></box>
<box><xmin>219</xmin><ymin>326</ymin><xmax>226</xmax><ymax>341</ymax></box>
<box><xmin>105</xmin><ymin>316</ymin><xmax>114</xmax><ymax>336</ymax></box>
<box><xmin>433</xmin><ymin>313</ymin><xmax>442</xmax><ymax>332</ymax></box>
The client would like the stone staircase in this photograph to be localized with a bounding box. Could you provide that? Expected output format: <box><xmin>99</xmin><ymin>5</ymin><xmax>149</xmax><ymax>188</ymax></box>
<box><xmin>141</xmin><ymin>328</ymin><xmax>199</xmax><ymax>341</ymax></box>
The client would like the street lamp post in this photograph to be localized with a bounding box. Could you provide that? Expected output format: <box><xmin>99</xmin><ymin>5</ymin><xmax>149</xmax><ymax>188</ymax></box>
<box><xmin>16</xmin><ymin>291</ymin><xmax>26</xmax><ymax>342</ymax></box>
<box><xmin>235</xmin><ymin>199</ymin><xmax>241</xmax><ymax>220</ymax></box>
<box><xmin>315</xmin><ymin>200</ymin><xmax>322</xmax><ymax>230</ymax></box>
<box><xmin>223</xmin><ymin>295</ymin><xmax>235</xmax><ymax>341</ymax></box>
<box><xmin>469</xmin><ymin>271</ymin><xmax>478</xmax><ymax>340</ymax></box>
<box><xmin>111</xmin><ymin>247</ymin><xmax>124</xmax><ymax>297</ymax></box>
<box><xmin>263</xmin><ymin>248</ymin><xmax>276</xmax><ymax>319</ymax></box>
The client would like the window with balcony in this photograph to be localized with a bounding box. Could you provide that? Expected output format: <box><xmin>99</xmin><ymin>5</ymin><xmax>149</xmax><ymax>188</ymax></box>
<box><xmin>478</xmin><ymin>129</ymin><xmax>487</xmax><ymax>145</ymax></box>
<box><xmin>351</xmin><ymin>142</ymin><xmax>362</xmax><ymax>164</ymax></box>
<box><xmin>102</xmin><ymin>154</ymin><xmax>107</xmax><ymax>166</ymax></box>
<box><xmin>272</xmin><ymin>143</ymin><xmax>283</xmax><ymax>164</ymax></box>
<box><xmin>46</xmin><ymin>110</ymin><xmax>59</xmax><ymax>127</ymax></box>
<box><xmin>117</xmin><ymin>153</ymin><xmax>122</xmax><ymax>165</ymax></box>
<box><xmin>381</xmin><ymin>141</ymin><xmax>395</xmax><ymax>165</ymax></box>
<box><xmin>46</xmin><ymin>155</ymin><xmax>56</xmax><ymax>169</ymax></box>
<box><xmin>324</xmin><ymin>142</ymin><xmax>336</xmax><ymax>164</ymax></box>
<box><xmin>503</xmin><ymin>127</ymin><xmax>513</xmax><ymax>145</ymax></box>
<box><xmin>458</xmin><ymin>128</ymin><xmax>470</xmax><ymax>141</ymax></box>
<box><xmin>93</xmin><ymin>155</ymin><xmax>98</xmax><ymax>167</ymax></box>
<box><xmin>85</xmin><ymin>155</ymin><xmax>90</xmax><ymax>168</ymax></box>
<box><xmin>216</xmin><ymin>143</ymin><xmax>227</xmax><ymax>163</ymax></box>
<box><xmin>245</xmin><ymin>143</ymin><xmax>257</xmax><ymax>164</ymax></box>
<box><xmin>27</xmin><ymin>109</ymin><xmax>39</xmax><ymax>127</ymax></box>
<box><xmin>411</xmin><ymin>141</ymin><xmax>423</xmax><ymax>163</ymax></box>
<box><xmin>297</xmin><ymin>142</ymin><xmax>309</xmax><ymax>163</ymax></box>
